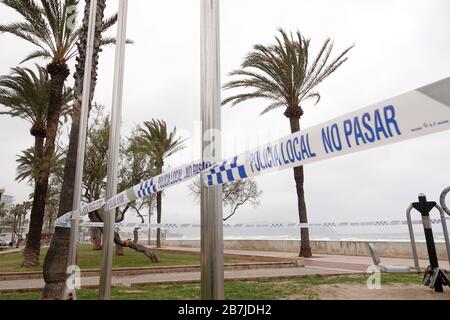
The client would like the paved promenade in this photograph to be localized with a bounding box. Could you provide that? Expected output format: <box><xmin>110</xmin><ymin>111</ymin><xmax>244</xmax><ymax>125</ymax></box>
<box><xmin>0</xmin><ymin>248</ymin><xmax>21</xmax><ymax>255</ymax></box>
<box><xmin>158</xmin><ymin>246</ymin><xmax>450</xmax><ymax>271</ymax></box>
<box><xmin>0</xmin><ymin>246</ymin><xmax>448</xmax><ymax>292</ymax></box>
<box><xmin>0</xmin><ymin>266</ymin><xmax>354</xmax><ymax>292</ymax></box>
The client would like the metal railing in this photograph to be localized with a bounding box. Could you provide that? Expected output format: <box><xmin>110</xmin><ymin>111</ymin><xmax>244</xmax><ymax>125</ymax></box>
<box><xmin>440</xmin><ymin>186</ymin><xmax>450</xmax><ymax>216</ymax></box>
<box><xmin>407</xmin><ymin>191</ymin><xmax>450</xmax><ymax>273</ymax></box>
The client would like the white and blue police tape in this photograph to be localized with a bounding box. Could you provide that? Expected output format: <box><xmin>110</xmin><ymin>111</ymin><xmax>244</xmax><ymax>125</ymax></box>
<box><xmin>203</xmin><ymin>77</ymin><xmax>450</xmax><ymax>186</ymax></box>
<box><xmin>133</xmin><ymin>160</ymin><xmax>211</xmax><ymax>199</ymax></box>
<box><xmin>106</xmin><ymin>160</ymin><xmax>212</xmax><ymax>211</ymax></box>
<box><xmin>55</xmin><ymin>198</ymin><xmax>106</xmax><ymax>227</ymax></box>
<box><xmin>56</xmin><ymin>160</ymin><xmax>211</xmax><ymax>226</ymax></box>
<box><xmin>58</xmin><ymin>217</ymin><xmax>449</xmax><ymax>229</ymax></box>
<box><xmin>56</xmin><ymin>77</ymin><xmax>450</xmax><ymax>225</ymax></box>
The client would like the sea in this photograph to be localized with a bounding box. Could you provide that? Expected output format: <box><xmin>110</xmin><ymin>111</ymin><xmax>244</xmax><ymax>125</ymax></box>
<box><xmin>127</xmin><ymin>223</ymin><xmax>449</xmax><ymax>242</ymax></box>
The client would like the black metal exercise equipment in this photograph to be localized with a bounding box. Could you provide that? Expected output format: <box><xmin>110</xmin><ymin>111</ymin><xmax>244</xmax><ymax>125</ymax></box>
<box><xmin>407</xmin><ymin>193</ymin><xmax>450</xmax><ymax>292</ymax></box>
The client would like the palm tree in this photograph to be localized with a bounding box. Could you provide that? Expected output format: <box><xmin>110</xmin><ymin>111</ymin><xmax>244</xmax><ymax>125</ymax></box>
<box><xmin>0</xmin><ymin>65</ymin><xmax>70</xmax><ymax>260</ymax></box>
<box><xmin>0</xmin><ymin>65</ymin><xmax>71</xmax><ymax>173</ymax></box>
<box><xmin>15</xmin><ymin>144</ymin><xmax>65</xmax><ymax>239</ymax></box>
<box><xmin>136</xmin><ymin>120</ymin><xmax>186</xmax><ymax>248</ymax></box>
<box><xmin>0</xmin><ymin>65</ymin><xmax>50</xmax><ymax>162</ymax></box>
<box><xmin>52</xmin><ymin>0</ymin><xmax>117</xmax><ymax>231</ymax></box>
<box><xmin>16</xmin><ymin>146</ymin><xmax>65</xmax><ymax>229</ymax></box>
<box><xmin>41</xmin><ymin>0</ymin><xmax>122</xmax><ymax>299</ymax></box>
<box><xmin>222</xmin><ymin>29</ymin><xmax>353</xmax><ymax>257</ymax></box>
<box><xmin>0</xmin><ymin>0</ymin><xmax>81</xmax><ymax>266</ymax></box>
<box><xmin>9</xmin><ymin>201</ymin><xmax>32</xmax><ymax>247</ymax></box>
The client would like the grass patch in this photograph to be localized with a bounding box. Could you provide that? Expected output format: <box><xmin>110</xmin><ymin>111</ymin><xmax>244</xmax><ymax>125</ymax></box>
<box><xmin>0</xmin><ymin>244</ymin><xmax>240</xmax><ymax>273</ymax></box>
<box><xmin>0</xmin><ymin>273</ymin><xmax>422</xmax><ymax>300</ymax></box>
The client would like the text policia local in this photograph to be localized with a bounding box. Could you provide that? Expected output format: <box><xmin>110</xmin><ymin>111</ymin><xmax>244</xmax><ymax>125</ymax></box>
<box><xmin>248</xmin><ymin>105</ymin><xmax>401</xmax><ymax>173</ymax></box>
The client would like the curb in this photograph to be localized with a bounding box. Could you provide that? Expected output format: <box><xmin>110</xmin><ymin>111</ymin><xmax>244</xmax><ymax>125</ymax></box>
<box><xmin>0</xmin><ymin>272</ymin><xmax>366</xmax><ymax>294</ymax></box>
<box><xmin>153</xmin><ymin>248</ymin><xmax>306</xmax><ymax>264</ymax></box>
<box><xmin>0</xmin><ymin>261</ymin><xmax>299</xmax><ymax>281</ymax></box>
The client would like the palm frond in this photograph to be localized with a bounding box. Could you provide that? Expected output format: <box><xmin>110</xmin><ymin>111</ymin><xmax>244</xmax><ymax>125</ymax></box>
<box><xmin>19</xmin><ymin>49</ymin><xmax>52</xmax><ymax>64</ymax></box>
<box><xmin>0</xmin><ymin>64</ymin><xmax>72</xmax><ymax>131</ymax></box>
<box><xmin>222</xmin><ymin>28</ymin><xmax>353</xmax><ymax>118</ymax></box>
<box><xmin>136</xmin><ymin>119</ymin><xmax>187</xmax><ymax>169</ymax></box>
<box><xmin>16</xmin><ymin>144</ymin><xmax>63</xmax><ymax>183</ymax></box>
<box><xmin>100</xmin><ymin>36</ymin><xmax>134</xmax><ymax>46</ymax></box>
<box><xmin>101</xmin><ymin>14</ymin><xmax>117</xmax><ymax>33</ymax></box>
<box><xmin>16</xmin><ymin>147</ymin><xmax>39</xmax><ymax>183</ymax></box>
<box><xmin>260</xmin><ymin>101</ymin><xmax>286</xmax><ymax>115</ymax></box>
<box><xmin>0</xmin><ymin>0</ymin><xmax>81</xmax><ymax>64</ymax></box>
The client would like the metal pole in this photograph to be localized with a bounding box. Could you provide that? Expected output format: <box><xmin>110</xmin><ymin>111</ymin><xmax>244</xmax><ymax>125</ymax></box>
<box><xmin>200</xmin><ymin>0</ymin><xmax>224</xmax><ymax>300</ymax></box>
<box><xmin>99</xmin><ymin>0</ymin><xmax>128</xmax><ymax>300</ymax></box>
<box><xmin>67</xmin><ymin>0</ymin><xmax>98</xmax><ymax>300</ymax></box>
<box><xmin>435</xmin><ymin>204</ymin><xmax>450</xmax><ymax>267</ymax></box>
<box><xmin>147</xmin><ymin>202</ymin><xmax>152</xmax><ymax>246</ymax></box>
<box><xmin>440</xmin><ymin>186</ymin><xmax>450</xmax><ymax>216</ymax></box>
<box><xmin>406</xmin><ymin>204</ymin><xmax>420</xmax><ymax>273</ymax></box>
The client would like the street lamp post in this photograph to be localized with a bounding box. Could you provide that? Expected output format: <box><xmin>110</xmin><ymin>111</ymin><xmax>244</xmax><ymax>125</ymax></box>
<box><xmin>99</xmin><ymin>0</ymin><xmax>129</xmax><ymax>300</ymax></box>
<box><xmin>200</xmin><ymin>0</ymin><xmax>224</xmax><ymax>300</ymax></box>
<box><xmin>66</xmin><ymin>0</ymin><xmax>98</xmax><ymax>300</ymax></box>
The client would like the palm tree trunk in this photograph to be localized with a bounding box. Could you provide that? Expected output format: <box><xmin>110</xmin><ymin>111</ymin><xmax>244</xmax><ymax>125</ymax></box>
<box><xmin>156</xmin><ymin>191</ymin><xmax>162</xmax><ymax>248</ymax></box>
<box><xmin>34</xmin><ymin>135</ymin><xmax>44</xmax><ymax>160</ymax></box>
<box><xmin>90</xmin><ymin>227</ymin><xmax>102</xmax><ymax>250</ymax></box>
<box><xmin>41</xmin><ymin>0</ymin><xmax>106</xmax><ymax>300</ymax></box>
<box><xmin>21</xmin><ymin>135</ymin><xmax>45</xmax><ymax>259</ymax></box>
<box><xmin>41</xmin><ymin>104</ymin><xmax>78</xmax><ymax>298</ymax></box>
<box><xmin>288</xmin><ymin>117</ymin><xmax>312</xmax><ymax>258</ymax></box>
<box><xmin>22</xmin><ymin>62</ymin><xmax>70</xmax><ymax>267</ymax></box>
<box><xmin>148</xmin><ymin>205</ymin><xmax>152</xmax><ymax>246</ymax></box>
<box><xmin>11</xmin><ymin>213</ymin><xmax>17</xmax><ymax>246</ymax></box>
<box><xmin>133</xmin><ymin>228</ymin><xmax>139</xmax><ymax>243</ymax></box>
<box><xmin>21</xmin><ymin>136</ymin><xmax>44</xmax><ymax>261</ymax></box>
<box><xmin>23</xmin><ymin>178</ymin><xmax>47</xmax><ymax>265</ymax></box>
<box><xmin>47</xmin><ymin>213</ymin><xmax>52</xmax><ymax>233</ymax></box>
<box><xmin>16</xmin><ymin>214</ymin><xmax>22</xmax><ymax>248</ymax></box>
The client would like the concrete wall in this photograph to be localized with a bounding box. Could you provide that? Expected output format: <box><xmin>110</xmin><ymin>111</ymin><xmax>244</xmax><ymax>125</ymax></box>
<box><xmin>159</xmin><ymin>239</ymin><xmax>450</xmax><ymax>260</ymax></box>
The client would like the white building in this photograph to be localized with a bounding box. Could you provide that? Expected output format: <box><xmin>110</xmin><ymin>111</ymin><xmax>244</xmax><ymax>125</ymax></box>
<box><xmin>0</xmin><ymin>194</ymin><xmax>14</xmax><ymax>210</ymax></box>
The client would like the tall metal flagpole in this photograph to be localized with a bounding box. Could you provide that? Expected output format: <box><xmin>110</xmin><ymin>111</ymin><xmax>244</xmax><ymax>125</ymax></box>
<box><xmin>67</xmin><ymin>0</ymin><xmax>98</xmax><ymax>300</ymax></box>
<box><xmin>99</xmin><ymin>0</ymin><xmax>128</xmax><ymax>300</ymax></box>
<box><xmin>200</xmin><ymin>0</ymin><xmax>224</xmax><ymax>300</ymax></box>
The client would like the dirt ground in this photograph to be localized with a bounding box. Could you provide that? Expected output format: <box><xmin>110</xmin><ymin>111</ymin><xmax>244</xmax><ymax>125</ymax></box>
<box><xmin>305</xmin><ymin>283</ymin><xmax>450</xmax><ymax>300</ymax></box>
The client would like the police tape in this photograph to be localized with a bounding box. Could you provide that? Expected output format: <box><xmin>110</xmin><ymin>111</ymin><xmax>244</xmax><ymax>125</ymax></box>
<box><xmin>55</xmin><ymin>77</ymin><xmax>450</xmax><ymax>226</ymax></box>
<box><xmin>107</xmin><ymin>160</ymin><xmax>212</xmax><ymax>210</ymax></box>
<box><xmin>55</xmin><ymin>160</ymin><xmax>211</xmax><ymax>226</ymax></box>
<box><xmin>55</xmin><ymin>217</ymin><xmax>449</xmax><ymax>229</ymax></box>
<box><xmin>202</xmin><ymin>77</ymin><xmax>450</xmax><ymax>186</ymax></box>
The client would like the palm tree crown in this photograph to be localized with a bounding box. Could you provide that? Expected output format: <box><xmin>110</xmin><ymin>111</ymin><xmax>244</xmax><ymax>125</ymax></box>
<box><xmin>0</xmin><ymin>65</ymin><xmax>71</xmax><ymax>138</ymax></box>
<box><xmin>0</xmin><ymin>0</ymin><xmax>127</xmax><ymax>65</ymax></box>
<box><xmin>136</xmin><ymin>119</ymin><xmax>186</xmax><ymax>170</ymax></box>
<box><xmin>222</xmin><ymin>28</ymin><xmax>354</xmax><ymax>119</ymax></box>
<box><xmin>16</xmin><ymin>146</ymin><xmax>64</xmax><ymax>183</ymax></box>
<box><xmin>0</xmin><ymin>0</ymin><xmax>80</xmax><ymax>65</ymax></box>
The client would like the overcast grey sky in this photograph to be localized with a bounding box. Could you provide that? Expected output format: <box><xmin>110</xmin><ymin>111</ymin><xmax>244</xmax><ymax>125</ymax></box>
<box><xmin>1</xmin><ymin>0</ymin><xmax>449</xmax><ymax>227</ymax></box>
